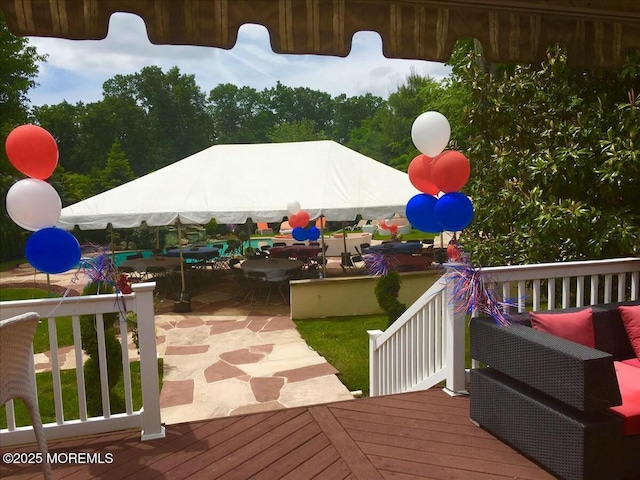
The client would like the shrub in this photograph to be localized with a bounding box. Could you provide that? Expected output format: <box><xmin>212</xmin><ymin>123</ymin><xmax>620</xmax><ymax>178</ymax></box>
<box><xmin>79</xmin><ymin>281</ymin><xmax>123</xmax><ymax>416</ymax></box>
<box><xmin>374</xmin><ymin>271</ymin><xmax>407</xmax><ymax>326</ymax></box>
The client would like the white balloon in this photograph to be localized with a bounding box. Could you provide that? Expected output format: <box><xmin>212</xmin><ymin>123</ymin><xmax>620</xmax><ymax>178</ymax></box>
<box><xmin>287</xmin><ymin>200</ymin><xmax>301</xmax><ymax>215</ymax></box>
<box><xmin>6</xmin><ymin>178</ymin><xmax>62</xmax><ymax>231</ymax></box>
<box><xmin>411</xmin><ymin>111</ymin><xmax>451</xmax><ymax>157</ymax></box>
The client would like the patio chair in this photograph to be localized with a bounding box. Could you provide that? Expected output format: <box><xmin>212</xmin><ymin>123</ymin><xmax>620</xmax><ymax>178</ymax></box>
<box><xmin>0</xmin><ymin>312</ymin><xmax>53</xmax><ymax>480</ymax></box>
<box><xmin>255</xmin><ymin>222</ymin><xmax>273</xmax><ymax>235</ymax></box>
<box><xmin>340</xmin><ymin>252</ymin><xmax>366</xmax><ymax>274</ymax></box>
<box><xmin>347</xmin><ymin>219</ymin><xmax>368</xmax><ymax>231</ymax></box>
<box><xmin>244</xmin><ymin>271</ymin><xmax>271</xmax><ymax>304</ymax></box>
<box><xmin>119</xmin><ymin>265</ymin><xmax>143</xmax><ymax>282</ymax></box>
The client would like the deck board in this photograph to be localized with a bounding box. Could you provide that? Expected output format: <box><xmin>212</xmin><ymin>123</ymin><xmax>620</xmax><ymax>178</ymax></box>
<box><xmin>0</xmin><ymin>389</ymin><xmax>557</xmax><ymax>479</ymax></box>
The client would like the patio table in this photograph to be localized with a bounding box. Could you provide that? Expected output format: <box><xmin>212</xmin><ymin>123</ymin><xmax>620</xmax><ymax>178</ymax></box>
<box><xmin>387</xmin><ymin>253</ymin><xmax>434</xmax><ymax>271</ymax></box>
<box><xmin>165</xmin><ymin>246</ymin><xmax>220</xmax><ymax>260</ymax></box>
<box><xmin>268</xmin><ymin>245</ymin><xmax>320</xmax><ymax>259</ymax></box>
<box><xmin>241</xmin><ymin>258</ymin><xmax>303</xmax><ymax>281</ymax></box>
<box><xmin>366</xmin><ymin>242</ymin><xmax>423</xmax><ymax>255</ymax></box>
<box><xmin>120</xmin><ymin>256</ymin><xmax>183</xmax><ymax>276</ymax></box>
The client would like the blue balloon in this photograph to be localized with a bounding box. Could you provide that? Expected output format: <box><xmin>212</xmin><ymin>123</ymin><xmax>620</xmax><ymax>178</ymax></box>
<box><xmin>25</xmin><ymin>227</ymin><xmax>81</xmax><ymax>274</ymax></box>
<box><xmin>307</xmin><ymin>226</ymin><xmax>320</xmax><ymax>241</ymax></box>
<box><xmin>292</xmin><ymin>227</ymin><xmax>308</xmax><ymax>241</ymax></box>
<box><xmin>434</xmin><ymin>192</ymin><xmax>474</xmax><ymax>231</ymax></box>
<box><xmin>405</xmin><ymin>193</ymin><xmax>442</xmax><ymax>233</ymax></box>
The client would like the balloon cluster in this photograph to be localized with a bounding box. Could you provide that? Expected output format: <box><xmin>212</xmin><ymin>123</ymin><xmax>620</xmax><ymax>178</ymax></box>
<box><xmin>286</xmin><ymin>201</ymin><xmax>320</xmax><ymax>241</ymax></box>
<box><xmin>5</xmin><ymin>125</ymin><xmax>81</xmax><ymax>274</ymax></box>
<box><xmin>378</xmin><ymin>220</ymin><xmax>398</xmax><ymax>235</ymax></box>
<box><xmin>405</xmin><ymin>112</ymin><xmax>474</xmax><ymax>233</ymax></box>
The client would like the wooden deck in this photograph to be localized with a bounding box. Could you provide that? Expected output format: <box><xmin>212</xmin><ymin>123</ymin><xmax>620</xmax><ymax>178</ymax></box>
<box><xmin>1</xmin><ymin>389</ymin><xmax>556</xmax><ymax>479</ymax></box>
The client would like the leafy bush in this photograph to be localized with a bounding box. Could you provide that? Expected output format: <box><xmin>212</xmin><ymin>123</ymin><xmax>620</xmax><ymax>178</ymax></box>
<box><xmin>79</xmin><ymin>281</ymin><xmax>123</xmax><ymax>416</ymax></box>
<box><xmin>374</xmin><ymin>271</ymin><xmax>407</xmax><ymax>325</ymax></box>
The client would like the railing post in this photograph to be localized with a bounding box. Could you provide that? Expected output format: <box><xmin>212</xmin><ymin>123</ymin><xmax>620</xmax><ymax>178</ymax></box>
<box><xmin>131</xmin><ymin>282</ymin><xmax>165</xmax><ymax>441</ymax></box>
<box><xmin>443</xmin><ymin>274</ymin><xmax>468</xmax><ymax>396</ymax></box>
<box><xmin>367</xmin><ymin>330</ymin><xmax>383</xmax><ymax>397</ymax></box>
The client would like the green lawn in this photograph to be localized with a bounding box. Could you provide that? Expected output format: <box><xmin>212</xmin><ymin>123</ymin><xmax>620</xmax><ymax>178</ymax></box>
<box><xmin>294</xmin><ymin>315</ymin><xmax>388</xmax><ymax>397</ymax></box>
<box><xmin>0</xmin><ymin>359</ymin><xmax>163</xmax><ymax>428</ymax></box>
<box><xmin>295</xmin><ymin>313</ymin><xmax>473</xmax><ymax>398</ymax></box>
<box><xmin>0</xmin><ymin>287</ymin><xmax>75</xmax><ymax>353</ymax></box>
<box><xmin>1</xmin><ymin>286</ymin><xmax>164</xmax><ymax>429</ymax></box>
<box><xmin>0</xmin><ymin>258</ymin><xmax>26</xmax><ymax>272</ymax></box>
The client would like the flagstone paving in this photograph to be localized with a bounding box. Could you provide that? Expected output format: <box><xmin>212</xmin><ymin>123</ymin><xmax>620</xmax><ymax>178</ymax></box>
<box><xmin>1</xmin><ymin>263</ymin><xmax>355</xmax><ymax>425</ymax></box>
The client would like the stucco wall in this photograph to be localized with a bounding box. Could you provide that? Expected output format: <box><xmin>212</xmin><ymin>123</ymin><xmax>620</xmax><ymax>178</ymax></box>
<box><xmin>290</xmin><ymin>270</ymin><xmax>442</xmax><ymax>319</ymax></box>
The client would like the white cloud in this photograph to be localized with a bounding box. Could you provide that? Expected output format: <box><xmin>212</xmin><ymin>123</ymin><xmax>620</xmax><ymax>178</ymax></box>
<box><xmin>27</xmin><ymin>12</ymin><xmax>451</xmax><ymax>107</ymax></box>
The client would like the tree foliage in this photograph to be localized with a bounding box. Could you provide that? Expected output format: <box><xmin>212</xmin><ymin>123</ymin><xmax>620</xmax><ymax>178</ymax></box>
<box><xmin>458</xmin><ymin>46</ymin><xmax>640</xmax><ymax>265</ymax></box>
<box><xmin>96</xmin><ymin>140</ymin><xmax>135</xmax><ymax>192</ymax></box>
<box><xmin>0</xmin><ymin>13</ymin><xmax>45</xmax><ymax>261</ymax></box>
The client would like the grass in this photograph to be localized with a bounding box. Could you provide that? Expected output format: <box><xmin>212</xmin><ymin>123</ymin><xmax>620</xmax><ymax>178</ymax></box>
<box><xmin>0</xmin><ymin>359</ymin><xmax>164</xmax><ymax>428</ymax></box>
<box><xmin>0</xmin><ymin>257</ymin><xmax>26</xmax><ymax>272</ymax></box>
<box><xmin>294</xmin><ymin>314</ymin><xmax>388</xmax><ymax>397</ymax></box>
<box><xmin>0</xmin><ymin>287</ymin><xmax>75</xmax><ymax>353</ymax></box>
<box><xmin>295</xmin><ymin>313</ymin><xmax>474</xmax><ymax>398</ymax></box>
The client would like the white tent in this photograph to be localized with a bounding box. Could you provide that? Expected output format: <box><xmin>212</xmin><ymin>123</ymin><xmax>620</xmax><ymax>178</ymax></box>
<box><xmin>58</xmin><ymin>140</ymin><xmax>421</xmax><ymax>230</ymax></box>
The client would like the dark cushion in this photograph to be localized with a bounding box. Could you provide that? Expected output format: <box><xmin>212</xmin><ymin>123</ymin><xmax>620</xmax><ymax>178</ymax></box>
<box><xmin>592</xmin><ymin>302</ymin><xmax>638</xmax><ymax>360</ymax></box>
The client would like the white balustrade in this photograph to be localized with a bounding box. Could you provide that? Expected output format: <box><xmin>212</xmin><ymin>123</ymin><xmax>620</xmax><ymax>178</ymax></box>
<box><xmin>0</xmin><ymin>282</ymin><xmax>164</xmax><ymax>445</ymax></box>
<box><xmin>369</xmin><ymin>257</ymin><xmax>640</xmax><ymax>397</ymax></box>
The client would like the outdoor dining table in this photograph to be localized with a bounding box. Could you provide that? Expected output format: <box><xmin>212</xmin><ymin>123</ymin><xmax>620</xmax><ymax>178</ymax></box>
<box><xmin>120</xmin><ymin>256</ymin><xmax>184</xmax><ymax>276</ymax></box>
<box><xmin>386</xmin><ymin>253</ymin><xmax>434</xmax><ymax>271</ymax></box>
<box><xmin>268</xmin><ymin>245</ymin><xmax>320</xmax><ymax>259</ymax></box>
<box><xmin>240</xmin><ymin>258</ymin><xmax>304</xmax><ymax>281</ymax></box>
<box><xmin>365</xmin><ymin>242</ymin><xmax>423</xmax><ymax>255</ymax></box>
<box><xmin>165</xmin><ymin>246</ymin><xmax>220</xmax><ymax>260</ymax></box>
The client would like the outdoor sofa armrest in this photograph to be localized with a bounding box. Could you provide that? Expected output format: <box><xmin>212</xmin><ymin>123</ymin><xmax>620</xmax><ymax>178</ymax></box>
<box><xmin>470</xmin><ymin>316</ymin><xmax>622</xmax><ymax>412</ymax></box>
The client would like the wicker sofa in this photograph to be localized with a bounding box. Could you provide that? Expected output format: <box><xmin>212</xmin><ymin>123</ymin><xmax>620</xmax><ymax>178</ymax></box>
<box><xmin>470</xmin><ymin>301</ymin><xmax>640</xmax><ymax>480</ymax></box>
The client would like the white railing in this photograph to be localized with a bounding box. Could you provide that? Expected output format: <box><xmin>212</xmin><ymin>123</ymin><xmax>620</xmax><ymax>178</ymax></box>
<box><xmin>0</xmin><ymin>282</ymin><xmax>165</xmax><ymax>446</ymax></box>
<box><xmin>368</xmin><ymin>257</ymin><xmax>640</xmax><ymax>397</ymax></box>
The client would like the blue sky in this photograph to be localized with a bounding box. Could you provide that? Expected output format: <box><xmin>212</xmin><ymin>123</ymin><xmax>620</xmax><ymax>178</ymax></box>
<box><xmin>27</xmin><ymin>13</ymin><xmax>452</xmax><ymax>107</ymax></box>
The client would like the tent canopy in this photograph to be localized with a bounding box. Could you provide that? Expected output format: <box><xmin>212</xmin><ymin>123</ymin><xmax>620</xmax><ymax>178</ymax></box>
<box><xmin>58</xmin><ymin>140</ymin><xmax>421</xmax><ymax>230</ymax></box>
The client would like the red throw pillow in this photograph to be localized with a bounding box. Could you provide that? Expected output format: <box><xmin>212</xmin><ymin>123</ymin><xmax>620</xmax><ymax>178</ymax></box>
<box><xmin>530</xmin><ymin>308</ymin><xmax>595</xmax><ymax>348</ymax></box>
<box><xmin>619</xmin><ymin>305</ymin><xmax>640</xmax><ymax>360</ymax></box>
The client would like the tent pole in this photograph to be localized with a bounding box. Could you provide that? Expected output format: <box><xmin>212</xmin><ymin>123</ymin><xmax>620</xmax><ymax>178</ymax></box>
<box><xmin>177</xmin><ymin>220</ymin><xmax>186</xmax><ymax>293</ymax></box>
<box><xmin>319</xmin><ymin>215</ymin><xmax>327</xmax><ymax>278</ymax></box>
<box><xmin>341</xmin><ymin>221</ymin><xmax>350</xmax><ymax>268</ymax></box>
<box><xmin>109</xmin><ymin>224</ymin><xmax>117</xmax><ymax>269</ymax></box>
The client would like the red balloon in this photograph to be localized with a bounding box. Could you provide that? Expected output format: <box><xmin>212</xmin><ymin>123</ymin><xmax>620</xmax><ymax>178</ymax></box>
<box><xmin>5</xmin><ymin>125</ymin><xmax>59</xmax><ymax>180</ymax></box>
<box><xmin>408</xmin><ymin>154</ymin><xmax>440</xmax><ymax>195</ymax></box>
<box><xmin>430</xmin><ymin>150</ymin><xmax>470</xmax><ymax>193</ymax></box>
<box><xmin>288</xmin><ymin>214</ymin><xmax>300</xmax><ymax>228</ymax></box>
<box><xmin>389</xmin><ymin>224</ymin><xmax>398</xmax><ymax>233</ymax></box>
<box><xmin>296</xmin><ymin>210</ymin><xmax>310</xmax><ymax>228</ymax></box>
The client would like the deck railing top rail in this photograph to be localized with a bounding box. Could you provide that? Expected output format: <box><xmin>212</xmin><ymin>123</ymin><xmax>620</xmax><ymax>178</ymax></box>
<box><xmin>479</xmin><ymin>257</ymin><xmax>640</xmax><ymax>282</ymax></box>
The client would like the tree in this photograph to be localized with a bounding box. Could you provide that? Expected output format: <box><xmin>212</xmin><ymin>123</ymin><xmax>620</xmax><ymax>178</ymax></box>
<box><xmin>0</xmin><ymin>12</ymin><xmax>46</xmax><ymax>138</ymax></box>
<box><xmin>457</xmin><ymin>46</ymin><xmax>640</xmax><ymax>265</ymax></box>
<box><xmin>0</xmin><ymin>13</ymin><xmax>46</xmax><ymax>261</ymax></box>
<box><xmin>347</xmin><ymin>72</ymin><xmax>463</xmax><ymax>170</ymax></box>
<box><xmin>331</xmin><ymin>93</ymin><xmax>385</xmax><ymax>144</ymax></box>
<box><xmin>96</xmin><ymin>140</ymin><xmax>135</xmax><ymax>192</ymax></box>
<box><xmin>32</xmin><ymin>101</ymin><xmax>87</xmax><ymax>171</ymax></box>
<box><xmin>103</xmin><ymin>66</ymin><xmax>213</xmax><ymax>171</ymax></box>
<box><xmin>264</xmin><ymin>81</ymin><xmax>334</xmax><ymax>135</ymax></box>
<box><xmin>207</xmin><ymin>83</ymin><xmax>273</xmax><ymax>144</ymax></box>
<box><xmin>267</xmin><ymin>119</ymin><xmax>328</xmax><ymax>143</ymax></box>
